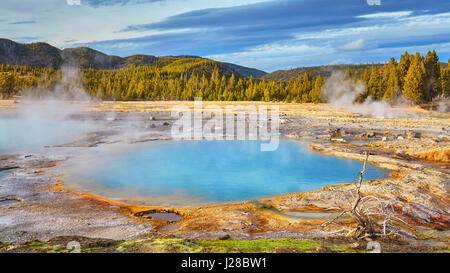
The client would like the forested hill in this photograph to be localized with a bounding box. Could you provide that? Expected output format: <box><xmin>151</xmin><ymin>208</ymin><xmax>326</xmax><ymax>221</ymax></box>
<box><xmin>0</xmin><ymin>38</ymin><xmax>266</xmax><ymax>78</ymax></box>
<box><xmin>222</xmin><ymin>62</ymin><xmax>267</xmax><ymax>79</ymax></box>
<box><xmin>0</xmin><ymin>39</ymin><xmax>62</xmax><ymax>68</ymax></box>
<box><xmin>262</xmin><ymin>64</ymin><xmax>384</xmax><ymax>82</ymax></box>
<box><xmin>0</xmin><ymin>38</ymin><xmax>448</xmax><ymax>104</ymax></box>
<box><xmin>263</xmin><ymin>63</ymin><xmax>449</xmax><ymax>83</ymax></box>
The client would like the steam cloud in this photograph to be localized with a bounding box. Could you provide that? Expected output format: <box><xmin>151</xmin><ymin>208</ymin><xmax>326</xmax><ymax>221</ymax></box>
<box><xmin>0</xmin><ymin>65</ymin><xmax>97</xmax><ymax>154</ymax></box>
<box><xmin>321</xmin><ymin>71</ymin><xmax>415</xmax><ymax>118</ymax></box>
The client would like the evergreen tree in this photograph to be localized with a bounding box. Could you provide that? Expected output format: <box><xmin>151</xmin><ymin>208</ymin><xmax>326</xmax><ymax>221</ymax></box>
<box><xmin>0</xmin><ymin>72</ymin><xmax>16</xmax><ymax>98</ymax></box>
<box><xmin>383</xmin><ymin>58</ymin><xmax>400</xmax><ymax>103</ymax></box>
<box><xmin>367</xmin><ymin>66</ymin><xmax>385</xmax><ymax>100</ymax></box>
<box><xmin>425</xmin><ymin>50</ymin><xmax>441</xmax><ymax>100</ymax></box>
<box><xmin>309</xmin><ymin>75</ymin><xmax>324</xmax><ymax>103</ymax></box>
<box><xmin>403</xmin><ymin>53</ymin><xmax>427</xmax><ymax>103</ymax></box>
<box><xmin>441</xmin><ymin>60</ymin><xmax>450</xmax><ymax>98</ymax></box>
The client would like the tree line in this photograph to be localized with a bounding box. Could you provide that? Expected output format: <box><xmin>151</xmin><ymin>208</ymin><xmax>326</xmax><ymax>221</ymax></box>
<box><xmin>0</xmin><ymin>50</ymin><xmax>448</xmax><ymax>104</ymax></box>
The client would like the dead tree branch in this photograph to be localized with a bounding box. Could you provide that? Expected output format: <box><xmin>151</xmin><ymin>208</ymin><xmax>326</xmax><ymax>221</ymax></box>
<box><xmin>321</xmin><ymin>151</ymin><xmax>410</xmax><ymax>238</ymax></box>
<box><xmin>321</xmin><ymin>152</ymin><xmax>371</xmax><ymax>237</ymax></box>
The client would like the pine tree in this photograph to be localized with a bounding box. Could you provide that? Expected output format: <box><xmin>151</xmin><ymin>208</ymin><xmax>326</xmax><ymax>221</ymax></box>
<box><xmin>425</xmin><ymin>50</ymin><xmax>441</xmax><ymax>100</ymax></box>
<box><xmin>403</xmin><ymin>53</ymin><xmax>427</xmax><ymax>103</ymax></box>
<box><xmin>441</xmin><ymin>60</ymin><xmax>450</xmax><ymax>98</ymax></box>
<box><xmin>367</xmin><ymin>66</ymin><xmax>385</xmax><ymax>100</ymax></box>
<box><xmin>383</xmin><ymin>58</ymin><xmax>400</xmax><ymax>103</ymax></box>
<box><xmin>0</xmin><ymin>72</ymin><xmax>16</xmax><ymax>98</ymax></box>
<box><xmin>398</xmin><ymin>51</ymin><xmax>411</xmax><ymax>88</ymax></box>
<box><xmin>309</xmin><ymin>75</ymin><xmax>324</xmax><ymax>103</ymax></box>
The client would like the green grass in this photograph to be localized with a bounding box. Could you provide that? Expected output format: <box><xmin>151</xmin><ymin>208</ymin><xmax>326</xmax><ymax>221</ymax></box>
<box><xmin>115</xmin><ymin>238</ymin><xmax>361</xmax><ymax>253</ymax></box>
<box><xmin>2</xmin><ymin>238</ymin><xmax>363</xmax><ymax>253</ymax></box>
<box><xmin>0</xmin><ymin>242</ymin><xmax>11</xmax><ymax>248</ymax></box>
<box><xmin>195</xmin><ymin>238</ymin><xmax>359</xmax><ymax>253</ymax></box>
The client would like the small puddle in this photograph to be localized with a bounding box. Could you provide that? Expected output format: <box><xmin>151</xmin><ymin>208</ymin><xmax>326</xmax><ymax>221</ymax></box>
<box><xmin>0</xmin><ymin>197</ymin><xmax>21</xmax><ymax>207</ymax></box>
<box><xmin>264</xmin><ymin>208</ymin><xmax>351</xmax><ymax>220</ymax></box>
<box><xmin>139</xmin><ymin>212</ymin><xmax>183</xmax><ymax>222</ymax></box>
<box><xmin>0</xmin><ymin>169</ymin><xmax>14</xmax><ymax>179</ymax></box>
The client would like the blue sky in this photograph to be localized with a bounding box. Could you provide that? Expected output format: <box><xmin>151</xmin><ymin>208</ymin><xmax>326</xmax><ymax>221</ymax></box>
<box><xmin>1</xmin><ymin>0</ymin><xmax>450</xmax><ymax>72</ymax></box>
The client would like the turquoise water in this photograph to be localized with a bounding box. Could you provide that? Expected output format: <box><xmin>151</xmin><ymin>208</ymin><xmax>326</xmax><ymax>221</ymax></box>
<box><xmin>0</xmin><ymin>116</ymin><xmax>92</xmax><ymax>154</ymax></box>
<box><xmin>77</xmin><ymin>140</ymin><xmax>390</xmax><ymax>203</ymax></box>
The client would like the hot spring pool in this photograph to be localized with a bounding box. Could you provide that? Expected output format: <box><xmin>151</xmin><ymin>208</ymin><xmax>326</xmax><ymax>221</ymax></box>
<box><xmin>66</xmin><ymin>140</ymin><xmax>390</xmax><ymax>205</ymax></box>
<box><xmin>0</xmin><ymin>116</ymin><xmax>92</xmax><ymax>154</ymax></box>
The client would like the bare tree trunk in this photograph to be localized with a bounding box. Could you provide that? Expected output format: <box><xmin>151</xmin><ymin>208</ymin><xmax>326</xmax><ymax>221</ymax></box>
<box><xmin>351</xmin><ymin>152</ymin><xmax>368</xmax><ymax>228</ymax></box>
<box><xmin>322</xmin><ymin>152</ymin><xmax>371</xmax><ymax>237</ymax></box>
<box><xmin>348</xmin><ymin>152</ymin><xmax>372</xmax><ymax>237</ymax></box>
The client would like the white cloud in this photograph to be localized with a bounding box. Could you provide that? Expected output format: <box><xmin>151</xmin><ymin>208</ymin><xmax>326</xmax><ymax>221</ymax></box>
<box><xmin>207</xmin><ymin>42</ymin><xmax>332</xmax><ymax>71</ymax></box>
<box><xmin>357</xmin><ymin>11</ymin><xmax>412</xmax><ymax>19</ymax></box>
<box><xmin>340</xmin><ymin>39</ymin><xmax>365</xmax><ymax>51</ymax></box>
<box><xmin>67</xmin><ymin>0</ymin><xmax>81</xmax><ymax>5</ymax></box>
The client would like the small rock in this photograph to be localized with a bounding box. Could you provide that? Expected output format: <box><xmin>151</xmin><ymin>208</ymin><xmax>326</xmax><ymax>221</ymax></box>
<box><xmin>406</xmin><ymin>130</ymin><xmax>419</xmax><ymax>139</ymax></box>
<box><xmin>275</xmin><ymin>248</ymin><xmax>295</xmax><ymax>253</ymax></box>
<box><xmin>218</xmin><ymin>234</ymin><xmax>231</xmax><ymax>240</ymax></box>
<box><xmin>348</xmin><ymin>242</ymin><xmax>360</xmax><ymax>249</ymax></box>
<box><xmin>363</xmin><ymin>131</ymin><xmax>376</xmax><ymax>138</ymax></box>
<box><xmin>314</xmin><ymin>246</ymin><xmax>333</xmax><ymax>253</ymax></box>
<box><xmin>163</xmin><ymin>122</ymin><xmax>170</xmax><ymax>126</ymax></box>
<box><xmin>329</xmin><ymin>128</ymin><xmax>343</xmax><ymax>139</ymax></box>
<box><xmin>149</xmin><ymin>116</ymin><xmax>156</xmax><ymax>121</ymax></box>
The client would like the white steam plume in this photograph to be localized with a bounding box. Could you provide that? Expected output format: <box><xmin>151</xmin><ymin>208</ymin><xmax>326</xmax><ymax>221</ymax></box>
<box><xmin>321</xmin><ymin>71</ymin><xmax>415</xmax><ymax>118</ymax></box>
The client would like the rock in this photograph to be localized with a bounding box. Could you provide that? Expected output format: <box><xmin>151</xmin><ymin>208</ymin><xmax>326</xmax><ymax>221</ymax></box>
<box><xmin>314</xmin><ymin>246</ymin><xmax>333</xmax><ymax>253</ymax></box>
<box><xmin>331</xmin><ymin>138</ymin><xmax>346</xmax><ymax>142</ymax></box>
<box><xmin>363</xmin><ymin>131</ymin><xmax>376</xmax><ymax>138</ymax></box>
<box><xmin>275</xmin><ymin>248</ymin><xmax>295</xmax><ymax>253</ymax></box>
<box><xmin>218</xmin><ymin>234</ymin><xmax>231</xmax><ymax>240</ymax></box>
<box><xmin>163</xmin><ymin>122</ymin><xmax>170</xmax><ymax>126</ymax></box>
<box><xmin>397</xmin><ymin>136</ymin><xmax>404</xmax><ymax>140</ymax></box>
<box><xmin>329</xmin><ymin>128</ymin><xmax>343</xmax><ymax>139</ymax></box>
<box><xmin>149</xmin><ymin>116</ymin><xmax>156</xmax><ymax>121</ymax></box>
<box><xmin>348</xmin><ymin>242</ymin><xmax>360</xmax><ymax>249</ymax></box>
<box><xmin>406</xmin><ymin>130</ymin><xmax>419</xmax><ymax>139</ymax></box>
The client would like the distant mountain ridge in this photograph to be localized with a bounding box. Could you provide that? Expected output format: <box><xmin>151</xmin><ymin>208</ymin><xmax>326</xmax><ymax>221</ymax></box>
<box><xmin>222</xmin><ymin>62</ymin><xmax>267</xmax><ymax>79</ymax></box>
<box><xmin>0</xmin><ymin>39</ymin><xmax>62</xmax><ymax>68</ymax></box>
<box><xmin>0</xmin><ymin>38</ymin><xmax>267</xmax><ymax>78</ymax></box>
<box><xmin>262</xmin><ymin>64</ymin><xmax>385</xmax><ymax>82</ymax></box>
<box><xmin>264</xmin><ymin>62</ymin><xmax>449</xmax><ymax>82</ymax></box>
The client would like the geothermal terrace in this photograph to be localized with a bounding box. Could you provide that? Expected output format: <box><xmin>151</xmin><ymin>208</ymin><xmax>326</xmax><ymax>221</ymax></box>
<box><xmin>0</xmin><ymin>100</ymin><xmax>448</xmax><ymax>251</ymax></box>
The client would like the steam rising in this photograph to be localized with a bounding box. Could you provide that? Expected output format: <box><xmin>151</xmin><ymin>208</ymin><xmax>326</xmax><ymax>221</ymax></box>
<box><xmin>321</xmin><ymin>72</ymin><xmax>414</xmax><ymax>118</ymax></box>
<box><xmin>0</xmin><ymin>66</ymin><xmax>95</xmax><ymax>154</ymax></box>
<box><xmin>438</xmin><ymin>99</ymin><xmax>449</xmax><ymax>113</ymax></box>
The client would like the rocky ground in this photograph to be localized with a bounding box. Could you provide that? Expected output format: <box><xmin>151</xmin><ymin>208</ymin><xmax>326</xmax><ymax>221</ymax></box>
<box><xmin>0</xmin><ymin>101</ymin><xmax>448</xmax><ymax>252</ymax></box>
